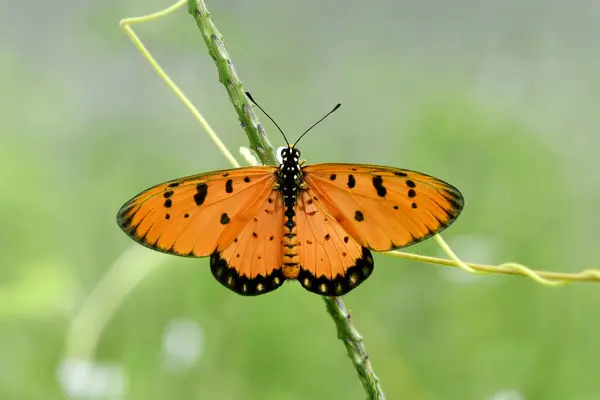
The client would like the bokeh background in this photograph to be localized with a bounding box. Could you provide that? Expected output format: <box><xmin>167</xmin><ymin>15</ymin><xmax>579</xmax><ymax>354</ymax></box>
<box><xmin>2</xmin><ymin>0</ymin><xmax>599</xmax><ymax>399</ymax></box>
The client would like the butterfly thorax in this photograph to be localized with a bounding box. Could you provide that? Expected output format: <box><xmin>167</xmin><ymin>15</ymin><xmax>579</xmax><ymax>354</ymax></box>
<box><xmin>276</xmin><ymin>146</ymin><xmax>304</xmax><ymax>279</ymax></box>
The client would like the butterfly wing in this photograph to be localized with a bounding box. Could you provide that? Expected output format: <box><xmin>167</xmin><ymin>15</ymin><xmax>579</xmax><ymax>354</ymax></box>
<box><xmin>302</xmin><ymin>163</ymin><xmax>464</xmax><ymax>252</ymax></box>
<box><xmin>294</xmin><ymin>188</ymin><xmax>374</xmax><ymax>296</ymax></box>
<box><xmin>117</xmin><ymin>166</ymin><xmax>277</xmax><ymax>257</ymax></box>
<box><xmin>210</xmin><ymin>189</ymin><xmax>286</xmax><ymax>295</ymax></box>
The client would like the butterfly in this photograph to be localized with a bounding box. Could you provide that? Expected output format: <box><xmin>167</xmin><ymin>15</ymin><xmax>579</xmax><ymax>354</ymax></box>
<box><xmin>117</xmin><ymin>98</ymin><xmax>464</xmax><ymax>296</ymax></box>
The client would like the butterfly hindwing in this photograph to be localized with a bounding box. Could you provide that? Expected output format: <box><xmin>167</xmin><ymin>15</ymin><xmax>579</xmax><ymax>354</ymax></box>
<box><xmin>210</xmin><ymin>189</ymin><xmax>286</xmax><ymax>295</ymax></box>
<box><xmin>294</xmin><ymin>188</ymin><xmax>374</xmax><ymax>296</ymax></box>
<box><xmin>302</xmin><ymin>163</ymin><xmax>464</xmax><ymax>251</ymax></box>
<box><xmin>117</xmin><ymin>166</ymin><xmax>277</xmax><ymax>257</ymax></box>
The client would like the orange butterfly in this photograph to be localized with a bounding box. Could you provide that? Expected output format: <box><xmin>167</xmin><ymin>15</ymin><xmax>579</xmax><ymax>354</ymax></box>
<box><xmin>117</xmin><ymin>99</ymin><xmax>464</xmax><ymax>296</ymax></box>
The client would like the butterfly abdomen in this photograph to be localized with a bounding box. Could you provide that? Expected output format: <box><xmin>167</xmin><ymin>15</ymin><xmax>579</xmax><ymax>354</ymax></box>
<box><xmin>281</xmin><ymin>209</ymin><xmax>300</xmax><ymax>279</ymax></box>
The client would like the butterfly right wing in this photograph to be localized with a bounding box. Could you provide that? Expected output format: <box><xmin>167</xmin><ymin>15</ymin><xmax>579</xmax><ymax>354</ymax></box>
<box><xmin>303</xmin><ymin>163</ymin><xmax>464</xmax><ymax>251</ymax></box>
<box><xmin>294</xmin><ymin>188</ymin><xmax>374</xmax><ymax>296</ymax></box>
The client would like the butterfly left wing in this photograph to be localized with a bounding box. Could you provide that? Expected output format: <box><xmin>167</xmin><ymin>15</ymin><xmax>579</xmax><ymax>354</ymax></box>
<box><xmin>210</xmin><ymin>188</ymin><xmax>286</xmax><ymax>296</ymax></box>
<box><xmin>302</xmin><ymin>163</ymin><xmax>464</xmax><ymax>251</ymax></box>
<box><xmin>117</xmin><ymin>166</ymin><xmax>277</xmax><ymax>257</ymax></box>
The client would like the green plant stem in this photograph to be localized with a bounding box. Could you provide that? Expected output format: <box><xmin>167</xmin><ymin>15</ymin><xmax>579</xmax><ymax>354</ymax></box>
<box><xmin>187</xmin><ymin>0</ymin><xmax>277</xmax><ymax>165</ymax></box>
<box><xmin>325</xmin><ymin>297</ymin><xmax>386</xmax><ymax>399</ymax></box>
<box><xmin>187</xmin><ymin>1</ymin><xmax>385</xmax><ymax>398</ymax></box>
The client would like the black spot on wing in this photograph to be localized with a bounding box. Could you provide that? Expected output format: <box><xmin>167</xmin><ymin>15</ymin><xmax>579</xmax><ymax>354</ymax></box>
<box><xmin>354</xmin><ymin>210</ymin><xmax>364</xmax><ymax>221</ymax></box>
<box><xmin>220</xmin><ymin>213</ymin><xmax>230</xmax><ymax>225</ymax></box>
<box><xmin>194</xmin><ymin>183</ymin><xmax>208</xmax><ymax>205</ymax></box>
<box><xmin>225</xmin><ymin>179</ymin><xmax>233</xmax><ymax>193</ymax></box>
<box><xmin>347</xmin><ymin>174</ymin><xmax>356</xmax><ymax>188</ymax></box>
<box><xmin>372</xmin><ymin>175</ymin><xmax>387</xmax><ymax>197</ymax></box>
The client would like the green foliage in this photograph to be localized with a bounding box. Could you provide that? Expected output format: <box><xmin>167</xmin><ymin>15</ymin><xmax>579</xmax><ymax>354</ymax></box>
<box><xmin>1</xmin><ymin>1</ymin><xmax>599</xmax><ymax>399</ymax></box>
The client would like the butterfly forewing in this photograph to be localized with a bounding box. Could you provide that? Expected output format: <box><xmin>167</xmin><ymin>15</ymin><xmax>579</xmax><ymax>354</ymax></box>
<box><xmin>302</xmin><ymin>163</ymin><xmax>464</xmax><ymax>251</ymax></box>
<box><xmin>117</xmin><ymin>166</ymin><xmax>277</xmax><ymax>256</ymax></box>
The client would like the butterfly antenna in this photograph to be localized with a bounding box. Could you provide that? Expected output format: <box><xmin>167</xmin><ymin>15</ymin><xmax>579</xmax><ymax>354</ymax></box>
<box><xmin>245</xmin><ymin>92</ymin><xmax>290</xmax><ymax>146</ymax></box>
<box><xmin>294</xmin><ymin>103</ymin><xmax>341</xmax><ymax>147</ymax></box>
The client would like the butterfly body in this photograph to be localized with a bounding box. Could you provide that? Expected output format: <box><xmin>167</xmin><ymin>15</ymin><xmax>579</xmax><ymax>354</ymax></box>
<box><xmin>117</xmin><ymin>145</ymin><xmax>464</xmax><ymax>296</ymax></box>
<box><xmin>277</xmin><ymin>146</ymin><xmax>303</xmax><ymax>280</ymax></box>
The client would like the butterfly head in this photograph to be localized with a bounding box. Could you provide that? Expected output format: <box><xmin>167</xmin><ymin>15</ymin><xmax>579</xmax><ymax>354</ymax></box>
<box><xmin>280</xmin><ymin>146</ymin><xmax>301</xmax><ymax>165</ymax></box>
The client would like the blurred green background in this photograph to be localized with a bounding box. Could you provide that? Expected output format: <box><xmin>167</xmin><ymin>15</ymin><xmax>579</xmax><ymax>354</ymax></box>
<box><xmin>1</xmin><ymin>0</ymin><xmax>599</xmax><ymax>399</ymax></box>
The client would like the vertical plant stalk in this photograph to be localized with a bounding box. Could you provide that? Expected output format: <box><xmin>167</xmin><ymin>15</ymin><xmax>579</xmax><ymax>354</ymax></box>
<box><xmin>325</xmin><ymin>297</ymin><xmax>386</xmax><ymax>399</ymax></box>
<box><xmin>186</xmin><ymin>0</ymin><xmax>277</xmax><ymax>166</ymax></box>
<box><xmin>187</xmin><ymin>1</ymin><xmax>386</xmax><ymax>398</ymax></box>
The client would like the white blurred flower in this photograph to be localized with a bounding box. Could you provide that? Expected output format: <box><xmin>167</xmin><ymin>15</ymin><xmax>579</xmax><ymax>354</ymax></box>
<box><xmin>489</xmin><ymin>389</ymin><xmax>526</xmax><ymax>400</ymax></box>
<box><xmin>161</xmin><ymin>318</ymin><xmax>204</xmax><ymax>373</ymax></box>
<box><xmin>57</xmin><ymin>358</ymin><xmax>127</xmax><ymax>400</ymax></box>
<box><xmin>275</xmin><ymin>146</ymin><xmax>286</xmax><ymax>165</ymax></box>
